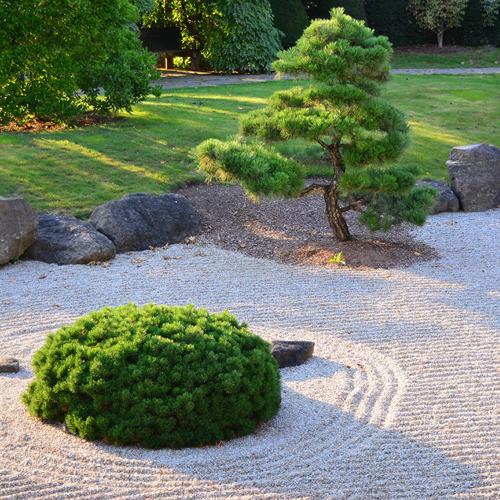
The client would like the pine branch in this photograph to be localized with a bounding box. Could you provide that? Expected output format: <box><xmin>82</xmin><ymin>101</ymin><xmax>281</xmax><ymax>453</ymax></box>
<box><xmin>299</xmin><ymin>184</ymin><xmax>328</xmax><ymax>197</ymax></box>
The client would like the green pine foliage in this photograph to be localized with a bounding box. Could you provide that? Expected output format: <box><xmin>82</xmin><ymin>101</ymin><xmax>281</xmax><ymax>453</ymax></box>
<box><xmin>268</xmin><ymin>0</ymin><xmax>310</xmax><ymax>48</ymax></box>
<box><xmin>195</xmin><ymin>9</ymin><xmax>436</xmax><ymax>241</ymax></box>
<box><xmin>196</xmin><ymin>138</ymin><xmax>305</xmax><ymax>199</ymax></box>
<box><xmin>21</xmin><ymin>303</ymin><xmax>281</xmax><ymax>449</ymax></box>
<box><xmin>0</xmin><ymin>0</ymin><xmax>157</xmax><ymax>125</ymax></box>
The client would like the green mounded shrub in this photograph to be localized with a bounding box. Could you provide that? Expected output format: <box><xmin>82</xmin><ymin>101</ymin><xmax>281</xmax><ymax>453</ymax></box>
<box><xmin>22</xmin><ymin>303</ymin><xmax>281</xmax><ymax>449</ymax></box>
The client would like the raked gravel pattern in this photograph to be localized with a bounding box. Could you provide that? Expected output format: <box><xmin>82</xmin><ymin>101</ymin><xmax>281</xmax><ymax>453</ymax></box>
<box><xmin>1</xmin><ymin>209</ymin><xmax>499</xmax><ymax>499</ymax></box>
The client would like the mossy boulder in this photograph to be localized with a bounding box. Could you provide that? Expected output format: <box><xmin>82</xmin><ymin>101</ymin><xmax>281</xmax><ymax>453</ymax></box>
<box><xmin>22</xmin><ymin>303</ymin><xmax>281</xmax><ymax>449</ymax></box>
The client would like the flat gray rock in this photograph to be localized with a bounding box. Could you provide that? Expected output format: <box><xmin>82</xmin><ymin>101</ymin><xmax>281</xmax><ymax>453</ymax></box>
<box><xmin>23</xmin><ymin>215</ymin><xmax>116</xmax><ymax>265</ymax></box>
<box><xmin>416</xmin><ymin>180</ymin><xmax>460</xmax><ymax>214</ymax></box>
<box><xmin>0</xmin><ymin>356</ymin><xmax>19</xmax><ymax>373</ymax></box>
<box><xmin>271</xmin><ymin>341</ymin><xmax>314</xmax><ymax>368</ymax></box>
<box><xmin>447</xmin><ymin>143</ymin><xmax>500</xmax><ymax>212</ymax></box>
<box><xmin>90</xmin><ymin>193</ymin><xmax>200</xmax><ymax>253</ymax></box>
<box><xmin>0</xmin><ymin>197</ymin><xmax>38</xmax><ymax>265</ymax></box>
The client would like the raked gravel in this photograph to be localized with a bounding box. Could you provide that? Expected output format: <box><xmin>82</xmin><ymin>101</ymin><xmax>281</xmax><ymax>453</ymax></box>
<box><xmin>1</xmin><ymin>209</ymin><xmax>499</xmax><ymax>499</ymax></box>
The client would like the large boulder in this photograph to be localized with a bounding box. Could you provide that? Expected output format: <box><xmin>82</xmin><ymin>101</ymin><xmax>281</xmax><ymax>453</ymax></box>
<box><xmin>90</xmin><ymin>193</ymin><xmax>200</xmax><ymax>253</ymax></box>
<box><xmin>0</xmin><ymin>197</ymin><xmax>38</xmax><ymax>265</ymax></box>
<box><xmin>23</xmin><ymin>215</ymin><xmax>116</xmax><ymax>265</ymax></box>
<box><xmin>446</xmin><ymin>143</ymin><xmax>500</xmax><ymax>212</ymax></box>
<box><xmin>416</xmin><ymin>180</ymin><xmax>460</xmax><ymax>215</ymax></box>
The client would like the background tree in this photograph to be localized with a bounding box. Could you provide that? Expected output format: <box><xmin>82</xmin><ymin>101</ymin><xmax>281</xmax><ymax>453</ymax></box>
<box><xmin>408</xmin><ymin>0</ymin><xmax>468</xmax><ymax>47</ymax></box>
<box><xmin>142</xmin><ymin>0</ymin><xmax>211</xmax><ymax>49</ymax></box>
<box><xmin>203</xmin><ymin>0</ymin><xmax>282</xmax><ymax>73</ymax></box>
<box><xmin>142</xmin><ymin>0</ymin><xmax>281</xmax><ymax>73</ymax></box>
<box><xmin>0</xmin><ymin>0</ymin><xmax>157</xmax><ymax>125</ymax></box>
<box><xmin>268</xmin><ymin>0</ymin><xmax>310</xmax><ymax>48</ymax></box>
<box><xmin>481</xmin><ymin>0</ymin><xmax>500</xmax><ymax>26</ymax></box>
<box><xmin>195</xmin><ymin>9</ymin><xmax>436</xmax><ymax>242</ymax></box>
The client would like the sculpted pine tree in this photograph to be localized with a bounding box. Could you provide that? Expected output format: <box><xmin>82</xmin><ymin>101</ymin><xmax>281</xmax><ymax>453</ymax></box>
<box><xmin>195</xmin><ymin>9</ymin><xmax>436</xmax><ymax>241</ymax></box>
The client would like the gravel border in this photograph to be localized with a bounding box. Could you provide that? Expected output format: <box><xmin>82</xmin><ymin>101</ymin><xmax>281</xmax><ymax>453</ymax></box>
<box><xmin>1</xmin><ymin>209</ymin><xmax>499</xmax><ymax>499</ymax></box>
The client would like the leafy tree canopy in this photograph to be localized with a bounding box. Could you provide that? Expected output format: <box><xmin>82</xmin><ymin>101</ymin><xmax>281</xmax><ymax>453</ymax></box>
<box><xmin>0</xmin><ymin>0</ymin><xmax>157</xmax><ymax>125</ymax></box>
<box><xmin>142</xmin><ymin>0</ymin><xmax>282</xmax><ymax>73</ymax></box>
<box><xmin>195</xmin><ymin>9</ymin><xmax>437</xmax><ymax>241</ymax></box>
<box><xmin>408</xmin><ymin>0</ymin><xmax>468</xmax><ymax>47</ymax></box>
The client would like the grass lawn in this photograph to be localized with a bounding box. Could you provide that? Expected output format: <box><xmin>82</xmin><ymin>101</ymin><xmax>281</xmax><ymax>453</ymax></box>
<box><xmin>391</xmin><ymin>46</ymin><xmax>500</xmax><ymax>69</ymax></box>
<box><xmin>0</xmin><ymin>74</ymin><xmax>498</xmax><ymax>218</ymax></box>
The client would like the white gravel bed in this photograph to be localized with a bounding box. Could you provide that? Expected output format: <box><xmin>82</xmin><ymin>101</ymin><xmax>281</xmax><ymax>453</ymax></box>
<box><xmin>1</xmin><ymin>209</ymin><xmax>499</xmax><ymax>499</ymax></box>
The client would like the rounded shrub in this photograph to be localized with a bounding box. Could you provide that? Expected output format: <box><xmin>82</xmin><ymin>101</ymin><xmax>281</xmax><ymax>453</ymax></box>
<box><xmin>22</xmin><ymin>303</ymin><xmax>281</xmax><ymax>449</ymax></box>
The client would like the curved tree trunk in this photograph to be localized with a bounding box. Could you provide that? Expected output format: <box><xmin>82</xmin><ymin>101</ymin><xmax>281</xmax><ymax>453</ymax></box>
<box><xmin>324</xmin><ymin>181</ymin><xmax>351</xmax><ymax>241</ymax></box>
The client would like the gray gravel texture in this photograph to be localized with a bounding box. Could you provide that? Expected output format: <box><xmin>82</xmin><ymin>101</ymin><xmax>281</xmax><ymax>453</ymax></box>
<box><xmin>1</xmin><ymin>208</ymin><xmax>499</xmax><ymax>499</ymax></box>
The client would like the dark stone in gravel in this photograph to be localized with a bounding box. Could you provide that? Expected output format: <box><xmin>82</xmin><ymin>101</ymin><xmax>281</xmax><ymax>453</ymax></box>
<box><xmin>23</xmin><ymin>215</ymin><xmax>116</xmax><ymax>265</ymax></box>
<box><xmin>416</xmin><ymin>180</ymin><xmax>460</xmax><ymax>214</ymax></box>
<box><xmin>90</xmin><ymin>193</ymin><xmax>200</xmax><ymax>253</ymax></box>
<box><xmin>271</xmin><ymin>341</ymin><xmax>315</xmax><ymax>368</ymax></box>
<box><xmin>0</xmin><ymin>356</ymin><xmax>19</xmax><ymax>373</ymax></box>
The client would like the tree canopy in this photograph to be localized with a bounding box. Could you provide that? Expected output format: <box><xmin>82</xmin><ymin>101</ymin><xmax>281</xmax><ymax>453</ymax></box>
<box><xmin>195</xmin><ymin>9</ymin><xmax>436</xmax><ymax>242</ymax></box>
<box><xmin>408</xmin><ymin>0</ymin><xmax>468</xmax><ymax>47</ymax></box>
<box><xmin>142</xmin><ymin>0</ymin><xmax>281</xmax><ymax>73</ymax></box>
<box><xmin>0</xmin><ymin>0</ymin><xmax>157</xmax><ymax>125</ymax></box>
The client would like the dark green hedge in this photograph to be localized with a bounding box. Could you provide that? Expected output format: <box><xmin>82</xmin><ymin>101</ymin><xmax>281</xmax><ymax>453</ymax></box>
<box><xmin>364</xmin><ymin>0</ymin><xmax>500</xmax><ymax>47</ymax></box>
<box><xmin>22</xmin><ymin>303</ymin><xmax>281</xmax><ymax>449</ymax></box>
<box><xmin>302</xmin><ymin>0</ymin><xmax>367</xmax><ymax>21</ymax></box>
<box><xmin>269</xmin><ymin>0</ymin><xmax>309</xmax><ymax>48</ymax></box>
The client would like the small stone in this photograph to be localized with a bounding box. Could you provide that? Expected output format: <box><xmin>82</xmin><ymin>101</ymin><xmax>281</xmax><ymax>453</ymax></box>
<box><xmin>271</xmin><ymin>341</ymin><xmax>315</xmax><ymax>368</ymax></box>
<box><xmin>0</xmin><ymin>356</ymin><xmax>20</xmax><ymax>373</ymax></box>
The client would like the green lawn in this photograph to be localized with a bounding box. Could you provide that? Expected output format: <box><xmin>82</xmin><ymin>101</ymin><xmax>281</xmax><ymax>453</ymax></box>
<box><xmin>1</xmin><ymin>74</ymin><xmax>498</xmax><ymax>218</ymax></box>
<box><xmin>391</xmin><ymin>46</ymin><xmax>500</xmax><ymax>69</ymax></box>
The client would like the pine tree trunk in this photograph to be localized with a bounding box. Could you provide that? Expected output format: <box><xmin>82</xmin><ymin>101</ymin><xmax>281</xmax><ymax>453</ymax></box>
<box><xmin>324</xmin><ymin>182</ymin><xmax>351</xmax><ymax>242</ymax></box>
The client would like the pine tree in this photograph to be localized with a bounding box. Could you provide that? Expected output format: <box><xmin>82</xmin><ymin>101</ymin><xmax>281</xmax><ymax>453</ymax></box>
<box><xmin>195</xmin><ymin>9</ymin><xmax>437</xmax><ymax>242</ymax></box>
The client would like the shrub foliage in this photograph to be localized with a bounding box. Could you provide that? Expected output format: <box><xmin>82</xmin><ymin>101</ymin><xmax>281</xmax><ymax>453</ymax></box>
<box><xmin>142</xmin><ymin>0</ymin><xmax>282</xmax><ymax>73</ymax></box>
<box><xmin>22</xmin><ymin>303</ymin><xmax>281</xmax><ymax>449</ymax></box>
<box><xmin>0</xmin><ymin>0</ymin><xmax>157</xmax><ymax>125</ymax></box>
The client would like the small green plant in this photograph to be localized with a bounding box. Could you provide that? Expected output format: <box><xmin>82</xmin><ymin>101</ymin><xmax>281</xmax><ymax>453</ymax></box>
<box><xmin>151</xmin><ymin>84</ymin><xmax>163</xmax><ymax>100</ymax></box>
<box><xmin>22</xmin><ymin>303</ymin><xmax>281</xmax><ymax>449</ymax></box>
<box><xmin>329</xmin><ymin>251</ymin><xmax>346</xmax><ymax>265</ymax></box>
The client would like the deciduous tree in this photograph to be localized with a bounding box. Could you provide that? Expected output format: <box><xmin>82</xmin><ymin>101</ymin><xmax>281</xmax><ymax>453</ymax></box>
<box><xmin>0</xmin><ymin>0</ymin><xmax>157</xmax><ymax>125</ymax></box>
<box><xmin>408</xmin><ymin>0</ymin><xmax>468</xmax><ymax>48</ymax></box>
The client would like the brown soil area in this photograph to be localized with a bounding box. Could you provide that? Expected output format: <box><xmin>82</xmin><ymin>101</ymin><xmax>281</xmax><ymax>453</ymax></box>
<box><xmin>0</xmin><ymin>114</ymin><xmax>124</xmax><ymax>132</ymax></box>
<box><xmin>176</xmin><ymin>181</ymin><xmax>438</xmax><ymax>270</ymax></box>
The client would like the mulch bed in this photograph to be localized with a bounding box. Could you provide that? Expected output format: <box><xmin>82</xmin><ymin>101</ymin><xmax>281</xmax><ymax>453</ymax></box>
<box><xmin>176</xmin><ymin>181</ymin><xmax>438</xmax><ymax>270</ymax></box>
